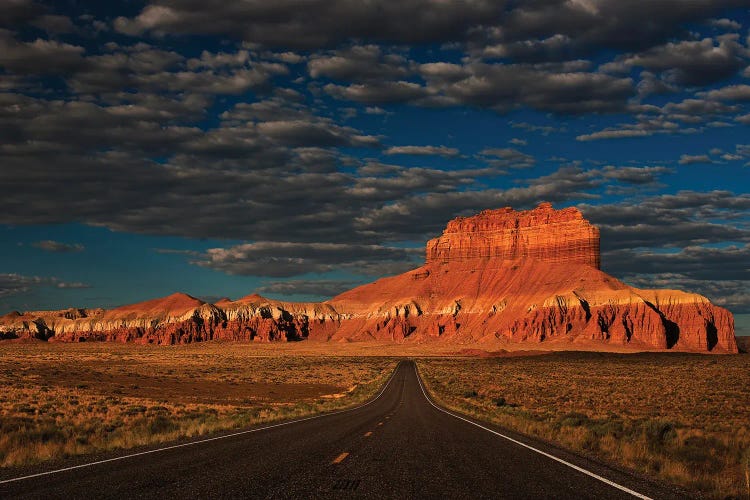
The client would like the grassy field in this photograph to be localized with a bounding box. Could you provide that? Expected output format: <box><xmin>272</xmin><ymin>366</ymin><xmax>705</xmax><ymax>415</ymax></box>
<box><xmin>0</xmin><ymin>342</ymin><xmax>396</xmax><ymax>468</ymax></box>
<box><xmin>418</xmin><ymin>352</ymin><xmax>750</xmax><ymax>499</ymax></box>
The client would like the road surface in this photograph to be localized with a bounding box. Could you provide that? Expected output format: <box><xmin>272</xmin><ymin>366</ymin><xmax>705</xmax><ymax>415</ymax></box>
<box><xmin>0</xmin><ymin>361</ymin><xmax>685</xmax><ymax>499</ymax></box>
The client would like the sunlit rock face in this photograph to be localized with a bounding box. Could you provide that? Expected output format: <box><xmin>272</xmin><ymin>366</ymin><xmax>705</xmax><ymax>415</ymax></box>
<box><xmin>328</xmin><ymin>203</ymin><xmax>735</xmax><ymax>352</ymax></box>
<box><xmin>0</xmin><ymin>204</ymin><xmax>737</xmax><ymax>353</ymax></box>
<box><xmin>426</xmin><ymin>203</ymin><xmax>600</xmax><ymax>269</ymax></box>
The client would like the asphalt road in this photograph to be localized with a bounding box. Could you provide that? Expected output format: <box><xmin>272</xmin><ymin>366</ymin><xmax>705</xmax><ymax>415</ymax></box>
<box><xmin>0</xmin><ymin>361</ymin><xmax>686</xmax><ymax>499</ymax></box>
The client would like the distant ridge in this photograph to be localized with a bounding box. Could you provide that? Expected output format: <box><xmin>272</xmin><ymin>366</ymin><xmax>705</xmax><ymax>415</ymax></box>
<box><xmin>107</xmin><ymin>292</ymin><xmax>205</xmax><ymax>317</ymax></box>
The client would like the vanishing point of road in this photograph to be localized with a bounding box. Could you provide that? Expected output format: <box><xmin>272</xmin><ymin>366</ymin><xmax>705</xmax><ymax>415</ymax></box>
<box><xmin>0</xmin><ymin>361</ymin><xmax>685</xmax><ymax>499</ymax></box>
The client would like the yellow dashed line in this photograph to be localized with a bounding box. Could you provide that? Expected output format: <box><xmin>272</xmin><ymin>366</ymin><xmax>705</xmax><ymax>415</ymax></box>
<box><xmin>331</xmin><ymin>452</ymin><xmax>349</xmax><ymax>464</ymax></box>
<box><xmin>377</xmin><ymin>422</ymin><xmax>383</xmax><ymax>426</ymax></box>
<box><xmin>364</xmin><ymin>431</ymin><xmax>373</xmax><ymax>437</ymax></box>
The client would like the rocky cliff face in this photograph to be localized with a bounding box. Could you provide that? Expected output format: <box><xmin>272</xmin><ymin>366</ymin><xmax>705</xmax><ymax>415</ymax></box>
<box><xmin>426</xmin><ymin>203</ymin><xmax>600</xmax><ymax>268</ymax></box>
<box><xmin>326</xmin><ymin>258</ymin><xmax>736</xmax><ymax>352</ymax></box>
<box><xmin>0</xmin><ymin>203</ymin><xmax>737</xmax><ymax>352</ymax></box>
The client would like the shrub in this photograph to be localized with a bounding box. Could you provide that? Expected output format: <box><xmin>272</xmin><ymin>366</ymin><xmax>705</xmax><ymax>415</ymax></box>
<box><xmin>146</xmin><ymin>415</ymin><xmax>178</xmax><ymax>435</ymax></box>
<box><xmin>14</xmin><ymin>423</ymin><xmax>66</xmax><ymax>446</ymax></box>
<box><xmin>123</xmin><ymin>405</ymin><xmax>147</xmax><ymax>416</ymax></box>
<box><xmin>589</xmin><ymin>418</ymin><xmax>625</xmax><ymax>438</ymax></box>
<box><xmin>558</xmin><ymin>412</ymin><xmax>589</xmax><ymax>428</ymax></box>
<box><xmin>673</xmin><ymin>436</ymin><xmax>724</xmax><ymax>473</ymax></box>
<box><xmin>641</xmin><ymin>420</ymin><xmax>676</xmax><ymax>451</ymax></box>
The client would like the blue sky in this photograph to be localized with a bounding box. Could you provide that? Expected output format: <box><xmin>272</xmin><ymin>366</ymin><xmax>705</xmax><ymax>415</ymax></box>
<box><xmin>1</xmin><ymin>0</ymin><xmax>749</xmax><ymax>335</ymax></box>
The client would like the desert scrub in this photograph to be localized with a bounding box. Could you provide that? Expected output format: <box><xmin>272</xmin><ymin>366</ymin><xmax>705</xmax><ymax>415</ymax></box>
<box><xmin>418</xmin><ymin>352</ymin><xmax>750</xmax><ymax>499</ymax></box>
<box><xmin>0</xmin><ymin>343</ymin><xmax>397</xmax><ymax>468</ymax></box>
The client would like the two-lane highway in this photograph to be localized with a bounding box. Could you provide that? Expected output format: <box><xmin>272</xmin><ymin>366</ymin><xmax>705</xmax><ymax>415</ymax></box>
<box><xmin>0</xmin><ymin>361</ymin><xmax>684</xmax><ymax>499</ymax></box>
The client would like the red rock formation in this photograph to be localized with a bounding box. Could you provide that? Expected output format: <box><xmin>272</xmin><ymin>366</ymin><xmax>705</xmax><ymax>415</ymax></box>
<box><xmin>426</xmin><ymin>203</ymin><xmax>600</xmax><ymax>268</ymax></box>
<box><xmin>325</xmin><ymin>204</ymin><xmax>735</xmax><ymax>352</ymax></box>
<box><xmin>216</xmin><ymin>294</ymin><xmax>340</xmax><ymax>343</ymax></box>
<box><xmin>0</xmin><ymin>292</ymin><xmax>341</xmax><ymax>345</ymax></box>
<box><xmin>0</xmin><ymin>203</ymin><xmax>737</xmax><ymax>353</ymax></box>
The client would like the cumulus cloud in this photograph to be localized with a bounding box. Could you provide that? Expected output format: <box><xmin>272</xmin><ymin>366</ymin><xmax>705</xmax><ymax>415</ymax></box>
<box><xmin>606</xmin><ymin>245</ymin><xmax>750</xmax><ymax>282</ymax></box>
<box><xmin>575</xmin><ymin>93</ymin><xmax>742</xmax><ymax>141</ymax></box>
<box><xmin>308</xmin><ymin>45</ymin><xmax>413</xmax><ymax>81</ymax></box>
<box><xmin>31</xmin><ymin>240</ymin><xmax>85</xmax><ymax>253</ymax></box>
<box><xmin>0</xmin><ymin>93</ymin><xmax>390</xmax><ymax>243</ymax></box>
<box><xmin>0</xmin><ymin>29</ymin><xmax>85</xmax><ymax>74</ymax></box>
<box><xmin>0</xmin><ymin>273</ymin><xmax>90</xmax><ymax>298</ymax></box>
<box><xmin>354</xmin><ymin>165</ymin><xmax>671</xmax><ymax>240</ymax></box>
<box><xmin>478</xmin><ymin>148</ymin><xmax>535</xmax><ymax>169</ymax></box>
<box><xmin>69</xmin><ymin>45</ymin><xmax>287</xmax><ymax>96</ymax></box>
<box><xmin>350</xmin><ymin>163</ymin><xmax>485</xmax><ymax>202</ymax></box>
<box><xmin>194</xmin><ymin>242</ymin><xmax>420</xmax><ymax>277</ymax></box>
<box><xmin>324</xmin><ymin>80</ymin><xmax>427</xmax><ymax>103</ymax></box>
<box><xmin>364</xmin><ymin>106</ymin><xmax>390</xmax><ymax>115</ymax></box>
<box><xmin>257</xmin><ymin>279</ymin><xmax>365</xmax><ymax>298</ymax></box>
<box><xmin>54</xmin><ymin>281</ymin><xmax>91</xmax><ymax>289</ymax></box>
<box><xmin>114</xmin><ymin>0</ymin><xmax>745</xmax><ymax>60</ymax></box>
<box><xmin>708</xmin><ymin>18</ymin><xmax>743</xmax><ymax>31</ymax></box>
<box><xmin>322</xmin><ymin>59</ymin><xmax>638</xmax><ymax>114</ymax></box>
<box><xmin>678</xmin><ymin>154</ymin><xmax>714</xmax><ymax>165</ymax></box>
<box><xmin>599</xmin><ymin>165</ymin><xmax>672</xmax><ymax>184</ymax></box>
<box><xmin>510</xmin><ymin>122</ymin><xmax>561</xmax><ymax>135</ymax></box>
<box><xmin>580</xmin><ymin>191</ymin><xmax>750</xmax><ymax>252</ymax></box>
<box><xmin>701</xmin><ymin>84</ymin><xmax>750</xmax><ymax>101</ymax></box>
<box><xmin>577</xmin><ymin>129</ymin><xmax>651</xmax><ymax>141</ymax></box>
<box><xmin>420</xmin><ymin>62</ymin><xmax>635</xmax><ymax>114</ymax></box>
<box><xmin>384</xmin><ymin>145</ymin><xmax>459</xmax><ymax>157</ymax></box>
<box><xmin>601</xmin><ymin>36</ymin><xmax>748</xmax><ymax>86</ymax></box>
<box><xmin>114</xmin><ymin>1</ymin><xmax>503</xmax><ymax>48</ymax></box>
<box><xmin>256</xmin><ymin>120</ymin><xmax>379</xmax><ymax>148</ymax></box>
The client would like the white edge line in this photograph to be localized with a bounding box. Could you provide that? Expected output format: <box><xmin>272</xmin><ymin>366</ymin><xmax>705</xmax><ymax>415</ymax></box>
<box><xmin>0</xmin><ymin>361</ymin><xmax>403</xmax><ymax>486</ymax></box>
<box><xmin>413</xmin><ymin>363</ymin><xmax>652</xmax><ymax>500</ymax></box>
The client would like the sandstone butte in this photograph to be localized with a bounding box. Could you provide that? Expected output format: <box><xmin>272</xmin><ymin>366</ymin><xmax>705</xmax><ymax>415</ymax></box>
<box><xmin>0</xmin><ymin>203</ymin><xmax>737</xmax><ymax>353</ymax></box>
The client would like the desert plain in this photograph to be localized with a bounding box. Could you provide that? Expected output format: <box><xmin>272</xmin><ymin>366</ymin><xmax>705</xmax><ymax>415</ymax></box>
<box><xmin>1</xmin><ymin>341</ymin><xmax>748</xmax><ymax>498</ymax></box>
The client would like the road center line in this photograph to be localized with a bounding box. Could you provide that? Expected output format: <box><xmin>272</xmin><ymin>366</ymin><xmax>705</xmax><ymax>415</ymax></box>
<box><xmin>0</xmin><ymin>362</ymin><xmax>403</xmax><ymax>486</ymax></box>
<box><xmin>331</xmin><ymin>452</ymin><xmax>349</xmax><ymax>464</ymax></box>
<box><xmin>413</xmin><ymin>364</ymin><xmax>652</xmax><ymax>500</ymax></box>
<box><xmin>364</xmin><ymin>432</ymin><xmax>373</xmax><ymax>437</ymax></box>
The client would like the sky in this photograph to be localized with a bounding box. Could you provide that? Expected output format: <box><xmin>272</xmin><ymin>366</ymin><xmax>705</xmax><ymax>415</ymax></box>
<box><xmin>1</xmin><ymin>0</ymin><xmax>749</xmax><ymax>335</ymax></box>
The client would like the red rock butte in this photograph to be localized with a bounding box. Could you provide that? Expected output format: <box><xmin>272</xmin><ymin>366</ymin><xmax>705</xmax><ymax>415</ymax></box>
<box><xmin>426</xmin><ymin>203</ymin><xmax>600</xmax><ymax>268</ymax></box>
<box><xmin>0</xmin><ymin>203</ymin><xmax>737</xmax><ymax>353</ymax></box>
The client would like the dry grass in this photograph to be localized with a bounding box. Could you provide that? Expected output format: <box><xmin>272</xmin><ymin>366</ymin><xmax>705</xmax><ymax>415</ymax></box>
<box><xmin>0</xmin><ymin>343</ymin><xmax>396</xmax><ymax>468</ymax></box>
<box><xmin>418</xmin><ymin>352</ymin><xmax>750</xmax><ymax>499</ymax></box>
